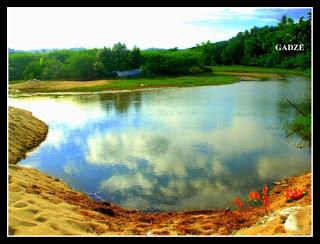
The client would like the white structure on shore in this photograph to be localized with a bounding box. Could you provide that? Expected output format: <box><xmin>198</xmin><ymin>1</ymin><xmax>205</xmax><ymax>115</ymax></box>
<box><xmin>117</xmin><ymin>69</ymin><xmax>141</xmax><ymax>77</ymax></box>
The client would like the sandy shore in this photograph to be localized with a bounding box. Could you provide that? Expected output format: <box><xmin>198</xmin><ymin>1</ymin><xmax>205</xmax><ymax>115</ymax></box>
<box><xmin>8</xmin><ymin>107</ymin><xmax>312</xmax><ymax>236</ymax></box>
<box><xmin>8</xmin><ymin>107</ymin><xmax>48</xmax><ymax>164</ymax></box>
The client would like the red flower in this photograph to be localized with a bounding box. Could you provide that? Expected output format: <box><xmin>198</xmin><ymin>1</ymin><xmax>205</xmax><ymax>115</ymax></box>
<box><xmin>262</xmin><ymin>184</ymin><xmax>269</xmax><ymax>214</ymax></box>
<box><xmin>234</xmin><ymin>196</ymin><xmax>243</xmax><ymax>210</ymax></box>
<box><xmin>263</xmin><ymin>184</ymin><xmax>268</xmax><ymax>196</ymax></box>
<box><xmin>284</xmin><ymin>188</ymin><xmax>306</xmax><ymax>201</ymax></box>
<box><xmin>249</xmin><ymin>191</ymin><xmax>260</xmax><ymax>201</ymax></box>
<box><xmin>263</xmin><ymin>195</ymin><xmax>270</xmax><ymax>208</ymax></box>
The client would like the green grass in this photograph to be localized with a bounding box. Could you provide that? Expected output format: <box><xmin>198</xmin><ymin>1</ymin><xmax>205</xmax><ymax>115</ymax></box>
<box><xmin>81</xmin><ymin>74</ymin><xmax>236</xmax><ymax>92</ymax></box>
<box><xmin>12</xmin><ymin>74</ymin><xmax>239</xmax><ymax>93</ymax></box>
<box><xmin>8</xmin><ymin>80</ymin><xmax>26</xmax><ymax>84</ymax></box>
<box><xmin>209</xmin><ymin>65</ymin><xmax>310</xmax><ymax>77</ymax></box>
<box><xmin>287</xmin><ymin>114</ymin><xmax>311</xmax><ymax>142</ymax></box>
<box><xmin>9</xmin><ymin>65</ymin><xmax>311</xmax><ymax>94</ymax></box>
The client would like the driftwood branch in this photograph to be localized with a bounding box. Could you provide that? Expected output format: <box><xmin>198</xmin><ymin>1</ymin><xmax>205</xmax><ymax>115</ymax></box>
<box><xmin>286</xmin><ymin>99</ymin><xmax>307</xmax><ymax>116</ymax></box>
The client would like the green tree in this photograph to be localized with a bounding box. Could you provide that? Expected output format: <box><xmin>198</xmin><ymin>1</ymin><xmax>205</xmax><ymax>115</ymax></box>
<box><xmin>196</xmin><ymin>41</ymin><xmax>216</xmax><ymax>66</ymax></box>
<box><xmin>221</xmin><ymin>32</ymin><xmax>245</xmax><ymax>65</ymax></box>
<box><xmin>65</xmin><ymin>50</ymin><xmax>97</xmax><ymax>80</ymax></box>
<box><xmin>128</xmin><ymin>46</ymin><xmax>143</xmax><ymax>69</ymax></box>
<box><xmin>41</xmin><ymin>57</ymin><xmax>64</xmax><ymax>80</ymax></box>
<box><xmin>112</xmin><ymin>42</ymin><xmax>130</xmax><ymax>71</ymax></box>
<box><xmin>23</xmin><ymin>60</ymin><xmax>42</xmax><ymax>80</ymax></box>
<box><xmin>95</xmin><ymin>47</ymin><xmax>114</xmax><ymax>75</ymax></box>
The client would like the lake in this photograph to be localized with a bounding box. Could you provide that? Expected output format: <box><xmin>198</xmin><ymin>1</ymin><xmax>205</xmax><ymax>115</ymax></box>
<box><xmin>9</xmin><ymin>77</ymin><xmax>311</xmax><ymax>212</ymax></box>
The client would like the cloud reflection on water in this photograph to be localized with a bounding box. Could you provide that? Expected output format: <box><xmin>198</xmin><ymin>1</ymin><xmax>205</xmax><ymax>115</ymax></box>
<box><xmin>12</xmin><ymin>78</ymin><xmax>311</xmax><ymax>211</ymax></box>
<box><xmin>87</xmin><ymin>115</ymin><xmax>309</xmax><ymax>211</ymax></box>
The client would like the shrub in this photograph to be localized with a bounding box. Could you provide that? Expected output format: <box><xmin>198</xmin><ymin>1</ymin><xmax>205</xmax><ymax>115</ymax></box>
<box><xmin>141</xmin><ymin>50</ymin><xmax>202</xmax><ymax>76</ymax></box>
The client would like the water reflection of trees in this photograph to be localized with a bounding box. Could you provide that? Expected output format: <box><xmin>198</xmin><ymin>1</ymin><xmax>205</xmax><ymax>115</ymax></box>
<box><xmin>275</xmin><ymin>77</ymin><xmax>310</xmax><ymax>118</ymax></box>
<box><xmin>99</xmin><ymin>92</ymin><xmax>142</xmax><ymax>114</ymax></box>
<box><xmin>275</xmin><ymin>78</ymin><xmax>311</xmax><ymax>147</ymax></box>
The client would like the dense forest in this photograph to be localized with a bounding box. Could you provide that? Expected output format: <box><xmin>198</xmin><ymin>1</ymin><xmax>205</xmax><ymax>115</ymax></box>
<box><xmin>9</xmin><ymin>14</ymin><xmax>311</xmax><ymax>81</ymax></box>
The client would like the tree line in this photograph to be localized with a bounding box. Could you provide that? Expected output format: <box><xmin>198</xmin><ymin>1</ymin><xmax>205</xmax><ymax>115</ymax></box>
<box><xmin>9</xmin><ymin>14</ymin><xmax>311</xmax><ymax>81</ymax></box>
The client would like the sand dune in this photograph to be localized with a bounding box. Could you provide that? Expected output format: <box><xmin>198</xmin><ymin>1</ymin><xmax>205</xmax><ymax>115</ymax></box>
<box><xmin>9</xmin><ymin>106</ymin><xmax>48</xmax><ymax>164</ymax></box>
<box><xmin>9</xmin><ymin>164</ymin><xmax>113</xmax><ymax>235</ymax></box>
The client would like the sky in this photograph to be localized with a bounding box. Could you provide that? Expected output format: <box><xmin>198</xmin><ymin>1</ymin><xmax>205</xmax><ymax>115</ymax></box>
<box><xmin>7</xmin><ymin>7</ymin><xmax>311</xmax><ymax>51</ymax></box>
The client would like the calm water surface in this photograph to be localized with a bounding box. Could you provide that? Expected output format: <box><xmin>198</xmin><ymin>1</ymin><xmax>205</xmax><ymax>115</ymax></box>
<box><xmin>9</xmin><ymin>77</ymin><xmax>311</xmax><ymax>212</ymax></box>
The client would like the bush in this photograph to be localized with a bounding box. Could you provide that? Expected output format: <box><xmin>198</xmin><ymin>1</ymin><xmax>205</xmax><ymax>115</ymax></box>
<box><xmin>141</xmin><ymin>50</ymin><xmax>203</xmax><ymax>76</ymax></box>
<box><xmin>189</xmin><ymin>65</ymin><xmax>211</xmax><ymax>74</ymax></box>
<box><xmin>291</xmin><ymin>114</ymin><xmax>311</xmax><ymax>141</ymax></box>
<box><xmin>295</xmin><ymin>52</ymin><xmax>311</xmax><ymax>70</ymax></box>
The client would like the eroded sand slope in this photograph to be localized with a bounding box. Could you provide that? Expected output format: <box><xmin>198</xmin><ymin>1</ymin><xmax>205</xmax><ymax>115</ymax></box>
<box><xmin>9</xmin><ymin>106</ymin><xmax>48</xmax><ymax>164</ymax></box>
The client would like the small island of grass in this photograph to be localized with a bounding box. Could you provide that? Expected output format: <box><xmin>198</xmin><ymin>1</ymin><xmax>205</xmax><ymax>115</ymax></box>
<box><xmin>9</xmin><ymin>65</ymin><xmax>310</xmax><ymax>94</ymax></box>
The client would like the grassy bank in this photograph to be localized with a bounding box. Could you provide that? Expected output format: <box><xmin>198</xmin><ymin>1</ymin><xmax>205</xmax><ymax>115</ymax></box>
<box><xmin>286</xmin><ymin>114</ymin><xmax>311</xmax><ymax>143</ymax></box>
<box><xmin>9</xmin><ymin>73</ymin><xmax>239</xmax><ymax>93</ymax></box>
<box><xmin>9</xmin><ymin>65</ymin><xmax>310</xmax><ymax>94</ymax></box>
<box><xmin>9</xmin><ymin>80</ymin><xmax>26</xmax><ymax>84</ymax></box>
<box><xmin>62</xmin><ymin>74</ymin><xmax>238</xmax><ymax>92</ymax></box>
<box><xmin>210</xmin><ymin>65</ymin><xmax>310</xmax><ymax>77</ymax></box>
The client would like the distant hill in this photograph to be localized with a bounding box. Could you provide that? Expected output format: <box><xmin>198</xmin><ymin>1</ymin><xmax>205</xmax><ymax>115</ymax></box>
<box><xmin>143</xmin><ymin>48</ymin><xmax>167</xmax><ymax>51</ymax></box>
<box><xmin>9</xmin><ymin>47</ymin><xmax>86</xmax><ymax>54</ymax></box>
<box><xmin>143</xmin><ymin>47</ymin><xmax>188</xmax><ymax>51</ymax></box>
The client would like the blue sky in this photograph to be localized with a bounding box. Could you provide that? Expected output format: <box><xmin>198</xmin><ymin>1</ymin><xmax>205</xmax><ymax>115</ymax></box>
<box><xmin>192</xmin><ymin>8</ymin><xmax>310</xmax><ymax>32</ymax></box>
<box><xmin>8</xmin><ymin>7</ymin><xmax>311</xmax><ymax>50</ymax></box>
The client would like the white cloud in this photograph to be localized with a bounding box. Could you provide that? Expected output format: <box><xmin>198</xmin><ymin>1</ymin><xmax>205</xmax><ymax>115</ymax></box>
<box><xmin>85</xmin><ymin>130</ymin><xmax>188</xmax><ymax>176</ymax></box>
<box><xmin>9</xmin><ymin>96</ymin><xmax>106</xmax><ymax>128</ymax></box>
<box><xmin>99</xmin><ymin>172</ymin><xmax>154</xmax><ymax>194</ymax></box>
<box><xmin>64</xmin><ymin>160</ymin><xmax>82</xmax><ymax>175</ymax></box>
<box><xmin>44</xmin><ymin>127</ymin><xmax>65</xmax><ymax>150</ymax></box>
<box><xmin>98</xmin><ymin>170</ymin><xmax>236</xmax><ymax>211</ymax></box>
<box><xmin>211</xmin><ymin>160</ymin><xmax>228</xmax><ymax>176</ymax></box>
<box><xmin>8</xmin><ymin>7</ymin><xmax>286</xmax><ymax>50</ymax></box>
<box><xmin>19</xmin><ymin>160</ymin><xmax>41</xmax><ymax>169</ymax></box>
<box><xmin>176</xmin><ymin>179</ymin><xmax>235</xmax><ymax>210</ymax></box>
<box><xmin>257</xmin><ymin>154</ymin><xmax>310</xmax><ymax>181</ymax></box>
<box><xmin>84</xmin><ymin>115</ymin><xmax>277</xmax><ymax>181</ymax></box>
